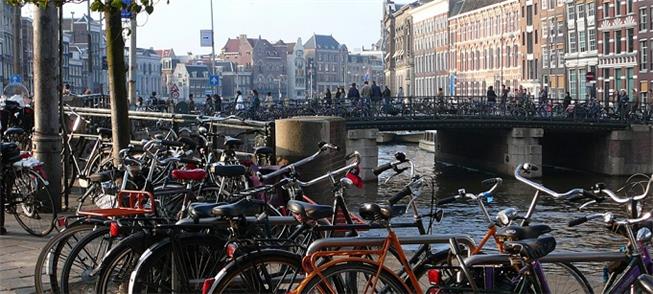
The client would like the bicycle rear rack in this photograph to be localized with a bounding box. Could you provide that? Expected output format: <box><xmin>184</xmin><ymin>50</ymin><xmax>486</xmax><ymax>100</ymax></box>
<box><xmin>78</xmin><ymin>190</ymin><xmax>156</xmax><ymax>218</ymax></box>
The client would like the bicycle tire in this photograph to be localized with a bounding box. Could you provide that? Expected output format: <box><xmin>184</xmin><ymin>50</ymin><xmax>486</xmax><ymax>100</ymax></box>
<box><xmin>299</xmin><ymin>261</ymin><xmax>408</xmax><ymax>293</ymax></box>
<box><xmin>209</xmin><ymin>249</ymin><xmax>302</xmax><ymax>294</ymax></box>
<box><xmin>12</xmin><ymin>169</ymin><xmax>56</xmax><ymax>236</ymax></box>
<box><xmin>33</xmin><ymin>223</ymin><xmax>97</xmax><ymax>293</ymax></box>
<box><xmin>59</xmin><ymin>226</ymin><xmax>112</xmax><ymax>293</ymax></box>
<box><xmin>538</xmin><ymin>262</ymin><xmax>593</xmax><ymax>294</ymax></box>
<box><xmin>128</xmin><ymin>233</ymin><xmax>227</xmax><ymax>293</ymax></box>
<box><xmin>95</xmin><ymin>231</ymin><xmax>164</xmax><ymax>294</ymax></box>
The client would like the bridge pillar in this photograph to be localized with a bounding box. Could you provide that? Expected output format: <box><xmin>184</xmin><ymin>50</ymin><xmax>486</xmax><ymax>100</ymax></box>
<box><xmin>275</xmin><ymin>117</ymin><xmax>346</xmax><ymax>203</ymax></box>
<box><xmin>435</xmin><ymin>128</ymin><xmax>543</xmax><ymax>177</ymax></box>
<box><xmin>346</xmin><ymin>129</ymin><xmax>379</xmax><ymax>182</ymax></box>
<box><xmin>598</xmin><ymin>125</ymin><xmax>652</xmax><ymax>175</ymax></box>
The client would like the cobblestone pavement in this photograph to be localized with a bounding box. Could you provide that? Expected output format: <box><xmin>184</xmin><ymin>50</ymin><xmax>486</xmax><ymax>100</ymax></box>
<box><xmin>0</xmin><ymin>217</ymin><xmax>49</xmax><ymax>294</ymax></box>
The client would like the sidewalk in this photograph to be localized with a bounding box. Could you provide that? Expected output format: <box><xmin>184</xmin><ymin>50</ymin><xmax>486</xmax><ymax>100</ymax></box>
<box><xmin>0</xmin><ymin>217</ymin><xmax>48</xmax><ymax>294</ymax></box>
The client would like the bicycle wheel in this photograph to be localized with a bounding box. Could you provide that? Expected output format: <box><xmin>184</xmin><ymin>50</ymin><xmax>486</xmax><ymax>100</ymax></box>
<box><xmin>128</xmin><ymin>233</ymin><xmax>227</xmax><ymax>293</ymax></box>
<box><xmin>59</xmin><ymin>226</ymin><xmax>113</xmax><ymax>293</ymax></box>
<box><xmin>538</xmin><ymin>262</ymin><xmax>592</xmax><ymax>294</ymax></box>
<box><xmin>11</xmin><ymin>169</ymin><xmax>56</xmax><ymax>236</ymax></box>
<box><xmin>210</xmin><ymin>249</ymin><xmax>302</xmax><ymax>294</ymax></box>
<box><xmin>34</xmin><ymin>223</ymin><xmax>97</xmax><ymax>293</ymax></box>
<box><xmin>299</xmin><ymin>261</ymin><xmax>408</xmax><ymax>293</ymax></box>
<box><xmin>95</xmin><ymin>231</ymin><xmax>164</xmax><ymax>294</ymax></box>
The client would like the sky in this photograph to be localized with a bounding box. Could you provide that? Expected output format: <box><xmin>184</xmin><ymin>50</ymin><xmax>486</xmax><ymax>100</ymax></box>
<box><xmin>23</xmin><ymin>0</ymin><xmax>384</xmax><ymax>55</ymax></box>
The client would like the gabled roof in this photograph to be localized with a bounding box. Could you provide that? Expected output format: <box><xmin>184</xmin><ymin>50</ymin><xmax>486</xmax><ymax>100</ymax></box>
<box><xmin>286</xmin><ymin>43</ymin><xmax>296</xmax><ymax>54</ymax></box>
<box><xmin>185</xmin><ymin>64</ymin><xmax>209</xmax><ymax>76</ymax></box>
<box><xmin>222</xmin><ymin>39</ymin><xmax>241</xmax><ymax>53</ymax></box>
<box><xmin>304</xmin><ymin>34</ymin><xmax>341</xmax><ymax>50</ymax></box>
<box><xmin>451</xmin><ymin>0</ymin><xmax>504</xmax><ymax>17</ymax></box>
<box><xmin>155</xmin><ymin>49</ymin><xmax>176</xmax><ymax>58</ymax></box>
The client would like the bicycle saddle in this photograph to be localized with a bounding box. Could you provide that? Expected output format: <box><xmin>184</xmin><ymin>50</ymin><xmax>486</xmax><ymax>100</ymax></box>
<box><xmin>224</xmin><ymin>136</ymin><xmax>242</xmax><ymax>147</ymax></box>
<box><xmin>359</xmin><ymin>203</ymin><xmax>407</xmax><ymax>222</ymax></box>
<box><xmin>286</xmin><ymin>200</ymin><xmax>333</xmax><ymax>221</ymax></box>
<box><xmin>254</xmin><ymin>146</ymin><xmax>273</xmax><ymax>155</ymax></box>
<box><xmin>96</xmin><ymin>127</ymin><xmax>112</xmax><ymax>137</ymax></box>
<box><xmin>211</xmin><ymin>164</ymin><xmax>247</xmax><ymax>177</ymax></box>
<box><xmin>504</xmin><ymin>236</ymin><xmax>556</xmax><ymax>260</ymax></box>
<box><xmin>496</xmin><ymin>225</ymin><xmax>552</xmax><ymax>241</ymax></box>
<box><xmin>638</xmin><ymin>274</ymin><xmax>653</xmax><ymax>293</ymax></box>
<box><xmin>4</xmin><ymin>127</ymin><xmax>24</xmax><ymax>136</ymax></box>
<box><xmin>211</xmin><ymin>198</ymin><xmax>263</xmax><ymax>218</ymax></box>
<box><xmin>171</xmin><ymin>168</ymin><xmax>207</xmax><ymax>181</ymax></box>
<box><xmin>188</xmin><ymin>202</ymin><xmax>226</xmax><ymax>219</ymax></box>
<box><xmin>88</xmin><ymin>170</ymin><xmax>114</xmax><ymax>182</ymax></box>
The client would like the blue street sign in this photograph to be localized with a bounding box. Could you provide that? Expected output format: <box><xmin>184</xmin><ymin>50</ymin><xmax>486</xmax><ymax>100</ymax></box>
<box><xmin>9</xmin><ymin>74</ymin><xmax>21</xmax><ymax>84</ymax></box>
<box><xmin>121</xmin><ymin>0</ymin><xmax>132</xmax><ymax>19</ymax></box>
<box><xmin>209</xmin><ymin>75</ymin><xmax>220</xmax><ymax>87</ymax></box>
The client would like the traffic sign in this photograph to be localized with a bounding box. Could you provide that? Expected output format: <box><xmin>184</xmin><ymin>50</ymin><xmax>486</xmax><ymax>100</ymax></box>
<box><xmin>586</xmin><ymin>72</ymin><xmax>595</xmax><ymax>81</ymax></box>
<box><xmin>9</xmin><ymin>74</ymin><xmax>21</xmax><ymax>84</ymax></box>
<box><xmin>209</xmin><ymin>75</ymin><xmax>220</xmax><ymax>87</ymax></box>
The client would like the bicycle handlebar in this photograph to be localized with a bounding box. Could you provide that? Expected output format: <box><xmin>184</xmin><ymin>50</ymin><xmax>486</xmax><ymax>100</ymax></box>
<box><xmin>259</xmin><ymin>143</ymin><xmax>339</xmax><ymax>181</ymax></box>
<box><xmin>514</xmin><ymin>163</ymin><xmax>584</xmax><ymax>198</ymax></box>
<box><xmin>295</xmin><ymin>151</ymin><xmax>360</xmax><ymax>188</ymax></box>
<box><xmin>568</xmin><ymin>210</ymin><xmax>653</xmax><ymax>227</ymax></box>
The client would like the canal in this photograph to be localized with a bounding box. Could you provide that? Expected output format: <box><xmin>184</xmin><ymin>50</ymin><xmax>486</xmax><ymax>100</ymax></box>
<box><xmin>352</xmin><ymin>143</ymin><xmax>640</xmax><ymax>253</ymax></box>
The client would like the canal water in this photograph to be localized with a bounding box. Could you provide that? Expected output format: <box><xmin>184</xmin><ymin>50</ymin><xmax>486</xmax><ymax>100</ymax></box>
<box><xmin>351</xmin><ymin>143</ymin><xmax>642</xmax><ymax>254</ymax></box>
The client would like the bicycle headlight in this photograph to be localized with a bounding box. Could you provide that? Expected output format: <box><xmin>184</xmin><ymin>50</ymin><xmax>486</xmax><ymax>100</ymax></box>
<box><xmin>496</xmin><ymin>208</ymin><xmax>518</xmax><ymax>226</ymax></box>
<box><xmin>637</xmin><ymin>227</ymin><xmax>652</xmax><ymax>243</ymax></box>
<box><xmin>627</xmin><ymin>201</ymin><xmax>643</xmax><ymax>218</ymax></box>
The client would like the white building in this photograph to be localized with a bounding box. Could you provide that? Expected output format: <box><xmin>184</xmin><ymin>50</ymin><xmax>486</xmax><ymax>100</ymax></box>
<box><xmin>286</xmin><ymin>38</ymin><xmax>306</xmax><ymax>99</ymax></box>
<box><xmin>125</xmin><ymin>47</ymin><xmax>162</xmax><ymax>97</ymax></box>
<box><xmin>172</xmin><ymin>63</ymin><xmax>210</xmax><ymax>101</ymax></box>
<box><xmin>69</xmin><ymin>47</ymin><xmax>84</xmax><ymax>92</ymax></box>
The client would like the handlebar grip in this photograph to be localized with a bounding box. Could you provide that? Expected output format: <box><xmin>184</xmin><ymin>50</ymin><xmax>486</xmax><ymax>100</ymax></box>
<box><xmin>160</xmin><ymin>140</ymin><xmax>183</xmax><ymax>147</ymax></box>
<box><xmin>568</xmin><ymin>216</ymin><xmax>588</xmax><ymax>227</ymax></box>
<box><xmin>437</xmin><ymin>196</ymin><xmax>458</xmax><ymax>206</ymax></box>
<box><xmin>388</xmin><ymin>186</ymin><xmax>412</xmax><ymax>205</ymax></box>
<box><xmin>373</xmin><ymin>162</ymin><xmax>393</xmax><ymax>176</ymax></box>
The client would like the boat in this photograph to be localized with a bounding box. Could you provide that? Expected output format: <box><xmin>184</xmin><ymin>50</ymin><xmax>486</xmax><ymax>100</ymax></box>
<box><xmin>376</xmin><ymin>132</ymin><xmax>395</xmax><ymax>143</ymax></box>
<box><xmin>395</xmin><ymin>131</ymin><xmax>423</xmax><ymax>143</ymax></box>
<box><xmin>418</xmin><ymin>131</ymin><xmax>436</xmax><ymax>153</ymax></box>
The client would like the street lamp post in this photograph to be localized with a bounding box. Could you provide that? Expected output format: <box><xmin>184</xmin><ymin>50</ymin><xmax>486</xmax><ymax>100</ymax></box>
<box><xmin>209</xmin><ymin>0</ymin><xmax>217</xmax><ymax>95</ymax></box>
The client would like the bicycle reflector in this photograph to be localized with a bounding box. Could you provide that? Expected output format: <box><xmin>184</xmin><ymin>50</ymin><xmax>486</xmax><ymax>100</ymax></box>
<box><xmin>56</xmin><ymin>216</ymin><xmax>67</xmax><ymax>228</ymax></box>
<box><xmin>226</xmin><ymin>243</ymin><xmax>238</xmax><ymax>258</ymax></box>
<box><xmin>201</xmin><ymin>278</ymin><xmax>215</xmax><ymax>294</ymax></box>
<box><xmin>109</xmin><ymin>222</ymin><xmax>120</xmax><ymax>238</ymax></box>
<box><xmin>427</xmin><ymin>269</ymin><xmax>441</xmax><ymax>286</ymax></box>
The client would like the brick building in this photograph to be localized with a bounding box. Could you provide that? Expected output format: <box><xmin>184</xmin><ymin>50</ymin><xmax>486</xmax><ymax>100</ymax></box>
<box><xmin>450</xmin><ymin>0</ymin><xmax>522</xmax><ymax>96</ymax></box>
<box><xmin>411</xmin><ymin>0</ymin><xmax>450</xmax><ymax>96</ymax></box>
<box><xmin>519</xmin><ymin>0</ymin><xmax>543</xmax><ymax>95</ymax></box>
<box><xmin>639</xmin><ymin>0</ymin><xmax>653</xmax><ymax>101</ymax></box>
<box><xmin>597</xmin><ymin>0</ymin><xmax>637</xmax><ymax>104</ymax></box>
<box><xmin>303</xmin><ymin>34</ymin><xmax>348</xmax><ymax>96</ymax></box>
<box><xmin>541</xmin><ymin>0</ymin><xmax>568</xmax><ymax>99</ymax></box>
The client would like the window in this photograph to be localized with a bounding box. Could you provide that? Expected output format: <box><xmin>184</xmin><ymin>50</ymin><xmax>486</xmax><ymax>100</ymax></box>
<box><xmin>569</xmin><ymin>31</ymin><xmax>577</xmax><ymax>53</ymax></box>
<box><xmin>513</xmin><ymin>45</ymin><xmax>518</xmax><ymax>66</ymax></box>
<box><xmin>527</xmin><ymin>32</ymin><xmax>534</xmax><ymax>53</ymax></box>
<box><xmin>627</xmin><ymin>0</ymin><xmax>633</xmax><ymax>14</ymax></box>
<box><xmin>589</xmin><ymin>29</ymin><xmax>597</xmax><ymax>51</ymax></box>
<box><xmin>577</xmin><ymin>3</ymin><xmax>585</xmax><ymax>19</ymax></box>
<box><xmin>604</xmin><ymin>32</ymin><xmax>611</xmax><ymax>54</ymax></box>
<box><xmin>569</xmin><ymin>70</ymin><xmax>577</xmax><ymax>99</ymax></box>
<box><xmin>579</xmin><ymin>31</ymin><xmax>587</xmax><ymax>52</ymax></box>
<box><xmin>506</xmin><ymin>46</ymin><xmax>511</xmax><ymax>67</ymax></box>
<box><xmin>641</xmin><ymin>40</ymin><xmax>648</xmax><ymax>71</ymax></box>
<box><xmin>627</xmin><ymin>28</ymin><xmax>634</xmax><ymax>52</ymax></box>
<box><xmin>604</xmin><ymin>3</ymin><xmax>610</xmax><ymax>17</ymax></box>
<box><xmin>615</xmin><ymin>0</ymin><xmax>621</xmax><ymax>16</ymax></box>
<box><xmin>567</xmin><ymin>4</ymin><xmax>576</xmax><ymax>21</ymax></box>
<box><xmin>616</xmin><ymin>30</ymin><xmax>622</xmax><ymax>53</ymax></box>
<box><xmin>587</xmin><ymin>3</ymin><xmax>595</xmax><ymax>17</ymax></box>
<box><xmin>543</xmin><ymin>48</ymin><xmax>549</xmax><ymax>68</ymax></box>
<box><xmin>640</xmin><ymin>8</ymin><xmax>648</xmax><ymax>31</ymax></box>
<box><xmin>558</xmin><ymin>48</ymin><xmax>564</xmax><ymax>67</ymax></box>
<box><xmin>527</xmin><ymin>5</ymin><xmax>533</xmax><ymax>26</ymax></box>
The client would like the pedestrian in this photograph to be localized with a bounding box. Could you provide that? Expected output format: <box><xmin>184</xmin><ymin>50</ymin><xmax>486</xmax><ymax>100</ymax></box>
<box><xmin>324</xmin><ymin>88</ymin><xmax>332</xmax><ymax>106</ymax></box>
<box><xmin>250</xmin><ymin>89</ymin><xmax>260</xmax><ymax>113</ymax></box>
<box><xmin>213</xmin><ymin>94</ymin><xmax>222</xmax><ymax>113</ymax></box>
<box><xmin>539</xmin><ymin>86</ymin><xmax>548</xmax><ymax>104</ymax></box>
<box><xmin>633</xmin><ymin>88</ymin><xmax>640</xmax><ymax>113</ymax></box>
<box><xmin>371</xmin><ymin>81</ymin><xmax>382</xmax><ymax>101</ymax></box>
<box><xmin>486</xmin><ymin>86</ymin><xmax>497</xmax><ymax>103</ymax></box>
<box><xmin>382</xmin><ymin>86</ymin><xmax>391</xmax><ymax>106</ymax></box>
<box><xmin>265</xmin><ymin>92</ymin><xmax>274</xmax><ymax>110</ymax></box>
<box><xmin>150</xmin><ymin>91</ymin><xmax>159</xmax><ymax>107</ymax></box>
<box><xmin>188</xmin><ymin>94</ymin><xmax>195</xmax><ymax>113</ymax></box>
<box><xmin>347</xmin><ymin>83</ymin><xmax>360</xmax><ymax>101</ymax></box>
<box><xmin>618</xmin><ymin>89</ymin><xmax>629</xmax><ymax>115</ymax></box>
<box><xmin>563</xmin><ymin>91</ymin><xmax>572</xmax><ymax>111</ymax></box>
<box><xmin>137</xmin><ymin>96</ymin><xmax>143</xmax><ymax>109</ymax></box>
<box><xmin>63</xmin><ymin>83</ymin><xmax>71</xmax><ymax>95</ymax></box>
<box><xmin>235</xmin><ymin>90</ymin><xmax>245</xmax><ymax>111</ymax></box>
<box><xmin>166</xmin><ymin>96</ymin><xmax>175</xmax><ymax>113</ymax></box>
<box><xmin>361</xmin><ymin>81</ymin><xmax>371</xmax><ymax>98</ymax></box>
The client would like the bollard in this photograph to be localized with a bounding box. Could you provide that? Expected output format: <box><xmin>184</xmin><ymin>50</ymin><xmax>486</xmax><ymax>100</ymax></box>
<box><xmin>275</xmin><ymin>116</ymin><xmax>346</xmax><ymax>204</ymax></box>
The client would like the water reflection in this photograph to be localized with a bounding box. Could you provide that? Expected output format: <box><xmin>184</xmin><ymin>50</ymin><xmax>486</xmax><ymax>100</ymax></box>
<box><xmin>348</xmin><ymin>143</ymin><xmax>640</xmax><ymax>252</ymax></box>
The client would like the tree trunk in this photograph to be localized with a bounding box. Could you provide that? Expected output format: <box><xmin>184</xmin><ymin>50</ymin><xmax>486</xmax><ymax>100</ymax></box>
<box><xmin>32</xmin><ymin>2</ymin><xmax>61</xmax><ymax>211</ymax></box>
<box><xmin>104</xmin><ymin>4</ymin><xmax>130</xmax><ymax>165</ymax></box>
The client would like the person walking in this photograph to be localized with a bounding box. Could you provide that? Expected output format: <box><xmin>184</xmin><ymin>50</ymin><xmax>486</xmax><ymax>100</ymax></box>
<box><xmin>347</xmin><ymin>83</ymin><xmax>360</xmax><ymax>105</ymax></box>
<box><xmin>188</xmin><ymin>94</ymin><xmax>196</xmax><ymax>113</ymax></box>
<box><xmin>265</xmin><ymin>92</ymin><xmax>274</xmax><ymax>110</ymax></box>
<box><xmin>486</xmin><ymin>86</ymin><xmax>497</xmax><ymax>103</ymax></box>
<box><xmin>323</xmin><ymin>88</ymin><xmax>332</xmax><ymax>107</ymax></box>
<box><xmin>250</xmin><ymin>90</ymin><xmax>260</xmax><ymax>113</ymax></box>
<box><xmin>213</xmin><ymin>94</ymin><xmax>222</xmax><ymax>113</ymax></box>
<box><xmin>149</xmin><ymin>91</ymin><xmax>159</xmax><ymax>108</ymax></box>
<box><xmin>360</xmin><ymin>81</ymin><xmax>371</xmax><ymax>98</ymax></box>
<box><xmin>563</xmin><ymin>91</ymin><xmax>572</xmax><ymax>111</ymax></box>
<box><xmin>235</xmin><ymin>90</ymin><xmax>245</xmax><ymax>111</ymax></box>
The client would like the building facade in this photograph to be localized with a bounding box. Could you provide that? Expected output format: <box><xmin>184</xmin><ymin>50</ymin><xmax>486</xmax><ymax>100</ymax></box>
<box><xmin>346</xmin><ymin>51</ymin><xmax>384</xmax><ymax>86</ymax></box>
<box><xmin>286</xmin><ymin>38</ymin><xmax>306</xmax><ymax>99</ymax></box>
<box><xmin>303</xmin><ymin>34</ymin><xmax>348</xmax><ymax>96</ymax></box>
<box><xmin>450</xmin><ymin>0</ymin><xmax>522</xmax><ymax>96</ymax></box>
<box><xmin>220</xmin><ymin>34</ymin><xmax>286</xmax><ymax>97</ymax></box>
<box><xmin>172</xmin><ymin>63</ymin><xmax>210</xmax><ymax>100</ymax></box>
<box><xmin>20</xmin><ymin>17</ymin><xmax>32</xmax><ymax>92</ymax></box>
<box><xmin>541</xmin><ymin>0</ymin><xmax>568</xmax><ymax>99</ymax></box>
<box><xmin>411</xmin><ymin>0</ymin><xmax>450</xmax><ymax>96</ymax></box>
<box><xmin>564</xmin><ymin>0</ymin><xmax>599</xmax><ymax>101</ymax></box>
<box><xmin>391</xmin><ymin>5</ymin><xmax>416</xmax><ymax>96</ymax></box>
<box><xmin>639</xmin><ymin>0</ymin><xmax>653</xmax><ymax>100</ymax></box>
<box><xmin>156</xmin><ymin>49</ymin><xmax>178</xmax><ymax>96</ymax></box>
<box><xmin>519</xmin><ymin>0</ymin><xmax>543</xmax><ymax>94</ymax></box>
<box><xmin>63</xmin><ymin>14</ymin><xmax>106</xmax><ymax>93</ymax></box>
<box><xmin>130</xmin><ymin>48</ymin><xmax>161</xmax><ymax>97</ymax></box>
<box><xmin>597</xmin><ymin>0</ymin><xmax>638</xmax><ymax>104</ymax></box>
<box><xmin>69</xmin><ymin>47</ymin><xmax>84</xmax><ymax>92</ymax></box>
